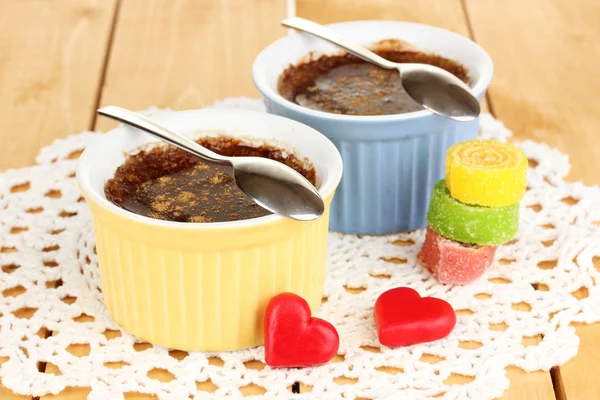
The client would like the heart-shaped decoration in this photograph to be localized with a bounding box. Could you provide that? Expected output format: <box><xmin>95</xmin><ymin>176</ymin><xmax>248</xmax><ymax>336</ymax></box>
<box><xmin>264</xmin><ymin>292</ymin><xmax>339</xmax><ymax>367</ymax></box>
<box><xmin>374</xmin><ymin>287</ymin><xmax>456</xmax><ymax>347</ymax></box>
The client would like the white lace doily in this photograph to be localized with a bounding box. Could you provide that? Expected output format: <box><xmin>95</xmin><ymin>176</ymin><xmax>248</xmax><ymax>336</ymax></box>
<box><xmin>1</xmin><ymin>98</ymin><xmax>600</xmax><ymax>400</ymax></box>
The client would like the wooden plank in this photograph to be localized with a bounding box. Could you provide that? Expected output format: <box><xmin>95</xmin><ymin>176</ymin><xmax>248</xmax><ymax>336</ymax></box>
<box><xmin>504</xmin><ymin>367</ymin><xmax>557</xmax><ymax>400</ymax></box>
<box><xmin>297</xmin><ymin>0</ymin><xmax>471</xmax><ymax>35</ymax></box>
<box><xmin>0</xmin><ymin>1</ymin><xmax>118</xmax><ymax>399</ymax></box>
<box><xmin>465</xmin><ymin>0</ymin><xmax>600</xmax><ymax>186</ymax></box>
<box><xmin>297</xmin><ymin>1</ymin><xmax>555</xmax><ymax>399</ymax></box>
<box><xmin>42</xmin><ymin>0</ymin><xmax>286</xmax><ymax>399</ymax></box>
<box><xmin>40</xmin><ymin>386</ymin><xmax>91</xmax><ymax>400</ymax></box>
<box><xmin>96</xmin><ymin>0</ymin><xmax>288</xmax><ymax>132</ymax></box>
<box><xmin>561</xmin><ymin>323</ymin><xmax>600</xmax><ymax>400</ymax></box>
<box><xmin>466</xmin><ymin>0</ymin><xmax>600</xmax><ymax>399</ymax></box>
<box><xmin>0</xmin><ymin>0</ymin><xmax>118</xmax><ymax>170</ymax></box>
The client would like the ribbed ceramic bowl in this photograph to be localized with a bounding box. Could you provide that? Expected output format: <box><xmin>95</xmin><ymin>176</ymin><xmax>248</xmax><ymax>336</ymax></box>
<box><xmin>253</xmin><ymin>21</ymin><xmax>493</xmax><ymax>234</ymax></box>
<box><xmin>76</xmin><ymin>109</ymin><xmax>343</xmax><ymax>351</ymax></box>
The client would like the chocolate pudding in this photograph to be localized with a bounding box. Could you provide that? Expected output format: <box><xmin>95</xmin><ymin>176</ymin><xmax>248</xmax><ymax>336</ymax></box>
<box><xmin>278</xmin><ymin>45</ymin><xmax>469</xmax><ymax>116</ymax></box>
<box><xmin>105</xmin><ymin>137</ymin><xmax>316</xmax><ymax>223</ymax></box>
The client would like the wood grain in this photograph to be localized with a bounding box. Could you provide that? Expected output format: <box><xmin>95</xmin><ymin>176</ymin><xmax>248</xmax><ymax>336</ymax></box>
<box><xmin>466</xmin><ymin>1</ymin><xmax>600</xmax><ymax>399</ymax></box>
<box><xmin>0</xmin><ymin>1</ymin><xmax>117</xmax><ymax>398</ymax></box>
<box><xmin>0</xmin><ymin>0</ymin><xmax>118</xmax><ymax>171</ymax></box>
<box><xmin>95</xmin><ymin>0</ymin><xmax>287</xmax><ymax>132</ymax></box>
<box><xmin>561</xmin><ymin>322</ymin><xmax>600</xmax><ymax>400</ymax></box>
<box><xmin>504</xmin><ymin>367</ymin><xmax>557</xmax><ymax>400</ymax></box>
<box><xmin>465</xmin><ymin>0</ymin><xmax>600</xmax><ymax>186</ymax></box>
<box><xmin>297</xmin><ymin>0</ymin><xmax>471</xmax><ymax>35</ymax></box>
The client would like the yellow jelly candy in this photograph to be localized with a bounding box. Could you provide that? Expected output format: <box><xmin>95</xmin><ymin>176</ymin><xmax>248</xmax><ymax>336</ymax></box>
<box><xmin>445</xmin><ymin>139</ymin><xmax>527</xmax><ymax>207</ymax></box>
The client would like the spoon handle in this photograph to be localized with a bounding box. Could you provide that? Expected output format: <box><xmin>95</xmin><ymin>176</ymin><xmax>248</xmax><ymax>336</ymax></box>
<box><xmin>282</xmin><ymin>17</ymin><xmax>397</xmax><ymax>70</ymax></box>
<box><xmin>97</xmin><ymin>106</ymin><xmax>230</xmax><ymax>166</ymax></box>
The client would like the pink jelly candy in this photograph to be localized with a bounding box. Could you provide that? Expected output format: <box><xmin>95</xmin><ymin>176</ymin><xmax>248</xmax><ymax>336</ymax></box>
<box><xmin>418</xmin><ymin>227</ymin><xmax>497</xmax><ymax>285</ymax></box>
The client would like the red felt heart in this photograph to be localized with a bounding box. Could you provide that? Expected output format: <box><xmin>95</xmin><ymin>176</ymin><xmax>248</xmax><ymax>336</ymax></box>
<box><xmin>264</xmin><ymin>292</ymin><xmax>339</xmax><ymax>367</ymax></box>
<box><xmin>374</xmin><ymin>287</ymin><xmax>456</xmax><ymax>347</ymax></box>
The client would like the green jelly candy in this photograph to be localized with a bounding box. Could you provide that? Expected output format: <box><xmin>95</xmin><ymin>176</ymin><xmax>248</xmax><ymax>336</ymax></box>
<box><xmin>427</xmin><ymin>180</ymin><xmax>519</xmax><ymax>246</ymax></box>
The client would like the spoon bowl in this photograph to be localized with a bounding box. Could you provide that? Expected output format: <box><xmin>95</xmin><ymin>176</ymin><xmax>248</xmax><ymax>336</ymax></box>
<box><xmin>400</xmin><ymin>64</ymin><xmax>481</xmax><ymax>121</ymax></box>
<box><xmin>97</xmin><ymin>106</ymin><xmax>325</xmax><ymax>221</ymax></box>
<box><xmin>232</xmin><ymin>156</ymin><xmax>325</xmax><ymax>220</ymax></box>
<box><xmin>281</xmin><ymin>17</ymin><xmax>480</xmax><ymax>121</ymax></box>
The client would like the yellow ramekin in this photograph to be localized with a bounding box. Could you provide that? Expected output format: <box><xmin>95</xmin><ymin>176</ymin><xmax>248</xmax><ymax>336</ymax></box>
<box><xmin>76</xmin><ymin>108</ymin><xmax>343</xmax><ymax>351</ymax></box>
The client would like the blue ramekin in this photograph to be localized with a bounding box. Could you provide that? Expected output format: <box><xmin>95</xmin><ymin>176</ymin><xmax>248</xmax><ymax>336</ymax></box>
<box><xmin>253</xmin><ymin>21</ymin><xmax>493</xmax><ymax>234</ymax></box>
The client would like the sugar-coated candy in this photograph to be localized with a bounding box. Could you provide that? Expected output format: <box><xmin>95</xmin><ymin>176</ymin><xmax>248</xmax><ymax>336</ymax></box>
<box><xmin>446</xmin><ymin>139</ymin><xmax>527</xmax><ymax>207</ymax></box>
<box><xmin>427</xmin><ymin>180</ymin><xmax>519</xmax><ymax>246</ymax></box>
<box><xmin>418</xmin><ymin>227</ymin><xmax>497</xmax><ymax>285</ymax></box>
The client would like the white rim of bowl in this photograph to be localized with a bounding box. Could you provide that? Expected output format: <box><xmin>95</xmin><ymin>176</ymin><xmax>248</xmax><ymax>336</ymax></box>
<box><xmin>252</xmin><ymin>20</ymin><xmax>494</xmax><ymax>122</ymax></box>
<box><xmin>76</xmin><ymin>109</ymin><xmax>343</xmax><ymax>230</ymax></box>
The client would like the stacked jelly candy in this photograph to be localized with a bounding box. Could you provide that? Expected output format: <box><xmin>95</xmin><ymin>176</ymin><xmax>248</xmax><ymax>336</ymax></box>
<box><xmin>418</xmin><ymin>139</ymin><xmax>527</xmax><ymax>284</ymax></box>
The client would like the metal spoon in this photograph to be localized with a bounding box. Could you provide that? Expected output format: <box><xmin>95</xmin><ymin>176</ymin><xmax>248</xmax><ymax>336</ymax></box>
<box><xmin>97</xmin><ymin>106</ymin><xmax>325</xmax><ymax>221</ymax></box>
<box><xmin>281</xmin><ymin>17</ymin><xmax>480</xmax><ymax>121</ymax></box>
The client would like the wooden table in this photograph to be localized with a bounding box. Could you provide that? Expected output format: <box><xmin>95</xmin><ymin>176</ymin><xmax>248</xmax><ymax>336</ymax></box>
<box><xmin>1</xmin><ymin>0</ymin><xmax>599</xmax><ymax>399</ymax></box>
